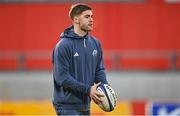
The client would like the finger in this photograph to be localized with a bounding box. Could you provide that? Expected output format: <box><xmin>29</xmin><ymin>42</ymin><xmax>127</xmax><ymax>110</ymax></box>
<box><xmin>93</xmin><ymin>97</ymin><xmax>99</xmax><ymax>104</ymax></box>
<box><xmin>96</xmin><ymin>91</ymin><xmax>104</xmax><ymax>97</ymax></box>
<box><xmin>94</xmin><ymin>94</ymin><xmax>102</xmax><ymax>103</ymax></box>
<box><xmin>94</xmin><ymin>82</ymin><xmax>101</xmax><ymax>88</ymax></box>
<box><xmin>92</xmin><ymin>97</ymin><xmax>98</xmax><ymax>104</ymax></box>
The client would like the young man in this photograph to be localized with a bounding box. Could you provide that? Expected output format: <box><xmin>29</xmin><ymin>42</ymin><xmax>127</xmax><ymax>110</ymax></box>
<box><xmin>52</xmin><ymin>3</ymin><xmax>108</xmax><ymax>115</ymax></box>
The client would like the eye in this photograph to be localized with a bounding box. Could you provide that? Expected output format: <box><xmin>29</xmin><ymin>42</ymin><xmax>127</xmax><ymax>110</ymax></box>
<box><xmin>85</xmin><ymin>15</ymin><xmax>90</xmax><ymax>18</ymax></box>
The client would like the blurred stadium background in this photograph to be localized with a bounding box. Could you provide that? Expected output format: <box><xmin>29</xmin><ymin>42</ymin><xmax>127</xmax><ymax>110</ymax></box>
<box><xmin>0</xmin><ymin>0</ymin><xmax>180</xmax><ymax>115</ymax></box>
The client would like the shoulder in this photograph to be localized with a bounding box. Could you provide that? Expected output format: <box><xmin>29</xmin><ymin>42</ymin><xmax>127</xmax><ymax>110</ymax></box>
<box><xmin>55</xmin><ymin>38</ymin><xmax>73</xmax><ymax>55</ymax></box>
<box><xmin>56</xmin><ymin>38</ymin><xmax>72</xmax><ymax>49</ymax></box>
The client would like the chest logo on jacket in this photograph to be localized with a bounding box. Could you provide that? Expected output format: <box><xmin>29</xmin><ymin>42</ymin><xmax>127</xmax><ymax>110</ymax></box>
<box><xmin>92</xmin><ymin>50</ymin><xmax>98</xmax><ymax>56</ymax></box>
<box><xmin>74</xmin><ymin>52</ymin><xmax>79</xmax><ymax>57</ymax></box>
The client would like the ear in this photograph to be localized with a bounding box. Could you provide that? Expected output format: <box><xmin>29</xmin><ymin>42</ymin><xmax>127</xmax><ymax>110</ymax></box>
<box><xmin>74</xmin><ymin>16</ymin><xmax>80</xmax><ymax>24</ymax></box>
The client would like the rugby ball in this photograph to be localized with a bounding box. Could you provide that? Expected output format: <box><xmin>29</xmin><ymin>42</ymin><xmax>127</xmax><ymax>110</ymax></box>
<box><xmin>96</xmin><ymin>83</ymin><xmax>117</xmax><ymax>112</ymax></box>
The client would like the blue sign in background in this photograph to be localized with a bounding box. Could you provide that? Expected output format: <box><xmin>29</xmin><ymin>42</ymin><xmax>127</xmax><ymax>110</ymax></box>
<box><xmin>151</xmin><ymin>103</ymin><xmax>180</xmax><ymax>115</ymax></box>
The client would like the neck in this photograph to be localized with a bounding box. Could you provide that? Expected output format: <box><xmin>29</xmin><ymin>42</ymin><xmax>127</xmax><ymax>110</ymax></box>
<box><xmin>74</xmin><ymin>25</ymin><xmax>87</xmax><ymax>37</ymax></box>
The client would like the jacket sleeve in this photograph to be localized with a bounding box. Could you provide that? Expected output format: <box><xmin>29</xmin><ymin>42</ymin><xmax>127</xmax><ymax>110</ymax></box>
<box><xmin>95</xmin><ymin>42</ymin><xmax>108</xmax><ymax>84</ymax></box>
<box><xmin>53</xmin><ymin>41</ymin><xmax>90</xmax><ymax>95</ymax></box>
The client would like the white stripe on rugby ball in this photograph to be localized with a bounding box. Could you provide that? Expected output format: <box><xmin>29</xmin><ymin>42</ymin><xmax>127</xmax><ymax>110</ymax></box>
<box><xmin>96</xmin><ymin>84</ymin><xmax>117</xmax><ymax>112</ymax></box>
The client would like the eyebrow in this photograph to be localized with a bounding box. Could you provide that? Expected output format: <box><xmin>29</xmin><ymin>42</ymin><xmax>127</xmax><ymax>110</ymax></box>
<box><xmin>84</xmin><ymin>14</ymin><xmax>93</xmax><ymax>17</ymax></box>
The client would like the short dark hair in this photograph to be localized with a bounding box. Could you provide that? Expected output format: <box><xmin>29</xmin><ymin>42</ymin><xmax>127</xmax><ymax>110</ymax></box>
<box><xmin>69</xmin><ymin>3</ymin><xmax>92</xmax><ymax>20</ymax></box>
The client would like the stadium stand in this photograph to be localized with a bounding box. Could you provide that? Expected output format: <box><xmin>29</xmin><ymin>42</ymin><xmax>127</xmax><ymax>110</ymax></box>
<box><xmin>0</xmin><ymin>0</ymin><xmax>180</xmax><ymax>70</ymax></box>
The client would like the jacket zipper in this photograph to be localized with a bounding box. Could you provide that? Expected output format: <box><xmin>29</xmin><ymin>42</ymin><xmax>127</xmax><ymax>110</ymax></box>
<box><xmin>84</xmin><ymin>39</ymin><xmax>86</xmax><ymax>48</ymax></box>
<box><xmin>82</xmin><ymin>38</ymin><xmax>86</xmax><ymax>109</ymax></box>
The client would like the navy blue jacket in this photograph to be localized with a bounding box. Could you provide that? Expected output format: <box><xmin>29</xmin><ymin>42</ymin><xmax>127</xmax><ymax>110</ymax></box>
<box><xmin>52</xmin><ymin>26</ymin><xmax>108</xmax><ymax>110</ymax></box>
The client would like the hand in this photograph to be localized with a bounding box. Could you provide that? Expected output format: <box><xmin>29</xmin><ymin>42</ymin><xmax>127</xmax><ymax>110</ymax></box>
<box><xmin>90</xmin><ymin>82</ymin><xmax>104</xmax><ymax>104</ymax></box>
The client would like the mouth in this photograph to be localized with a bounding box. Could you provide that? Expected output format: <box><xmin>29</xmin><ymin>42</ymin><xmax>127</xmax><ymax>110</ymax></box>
<box><xmin>88</xmin><ymin>24</ymin><xmax>93</xmax><ymax>27</ymax></box>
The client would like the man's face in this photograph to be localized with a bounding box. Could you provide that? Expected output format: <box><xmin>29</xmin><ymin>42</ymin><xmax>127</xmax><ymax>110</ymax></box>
<box><xmin>76</xmin><ymin>10</ymin><xmax>93</xmax><ymax>32</ymax></box>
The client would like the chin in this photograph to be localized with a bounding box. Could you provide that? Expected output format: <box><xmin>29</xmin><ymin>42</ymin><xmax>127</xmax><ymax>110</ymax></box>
<box><xmin>88</xmin><ymin>28</ymin><xmax>93</xmax><ymax>31</ymax></box>
<box><xmin>88</xmin><ymin>29</ymin><xmax>92</xmax><ymax>32</ymax></box>
<box><xmin>86</xmin><ymin>26</ymin><xmax>93</xmax><ymax>31</ymax></box>
<box><xmin>84</xmin><ymin>29</ymin><xmax>92</xmax><ymax>32</ymax></box>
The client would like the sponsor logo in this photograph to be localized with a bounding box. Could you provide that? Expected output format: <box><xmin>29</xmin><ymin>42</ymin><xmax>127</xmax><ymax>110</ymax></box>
<box><xmin>74</xmin><ymin>52</ymin><xmax>79</xmax><ymax>57</ymax></box>
<box><xmin>92</xmin><ymin>50</ymin><xmax>97</xmax><ymax>56</ymax></box>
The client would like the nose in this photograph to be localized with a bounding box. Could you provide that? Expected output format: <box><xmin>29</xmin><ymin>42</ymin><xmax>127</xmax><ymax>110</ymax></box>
<box><xmin>90</xmin><ymin>17</ymin><xmax>93</xmax><ymax>22</ymax></box>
